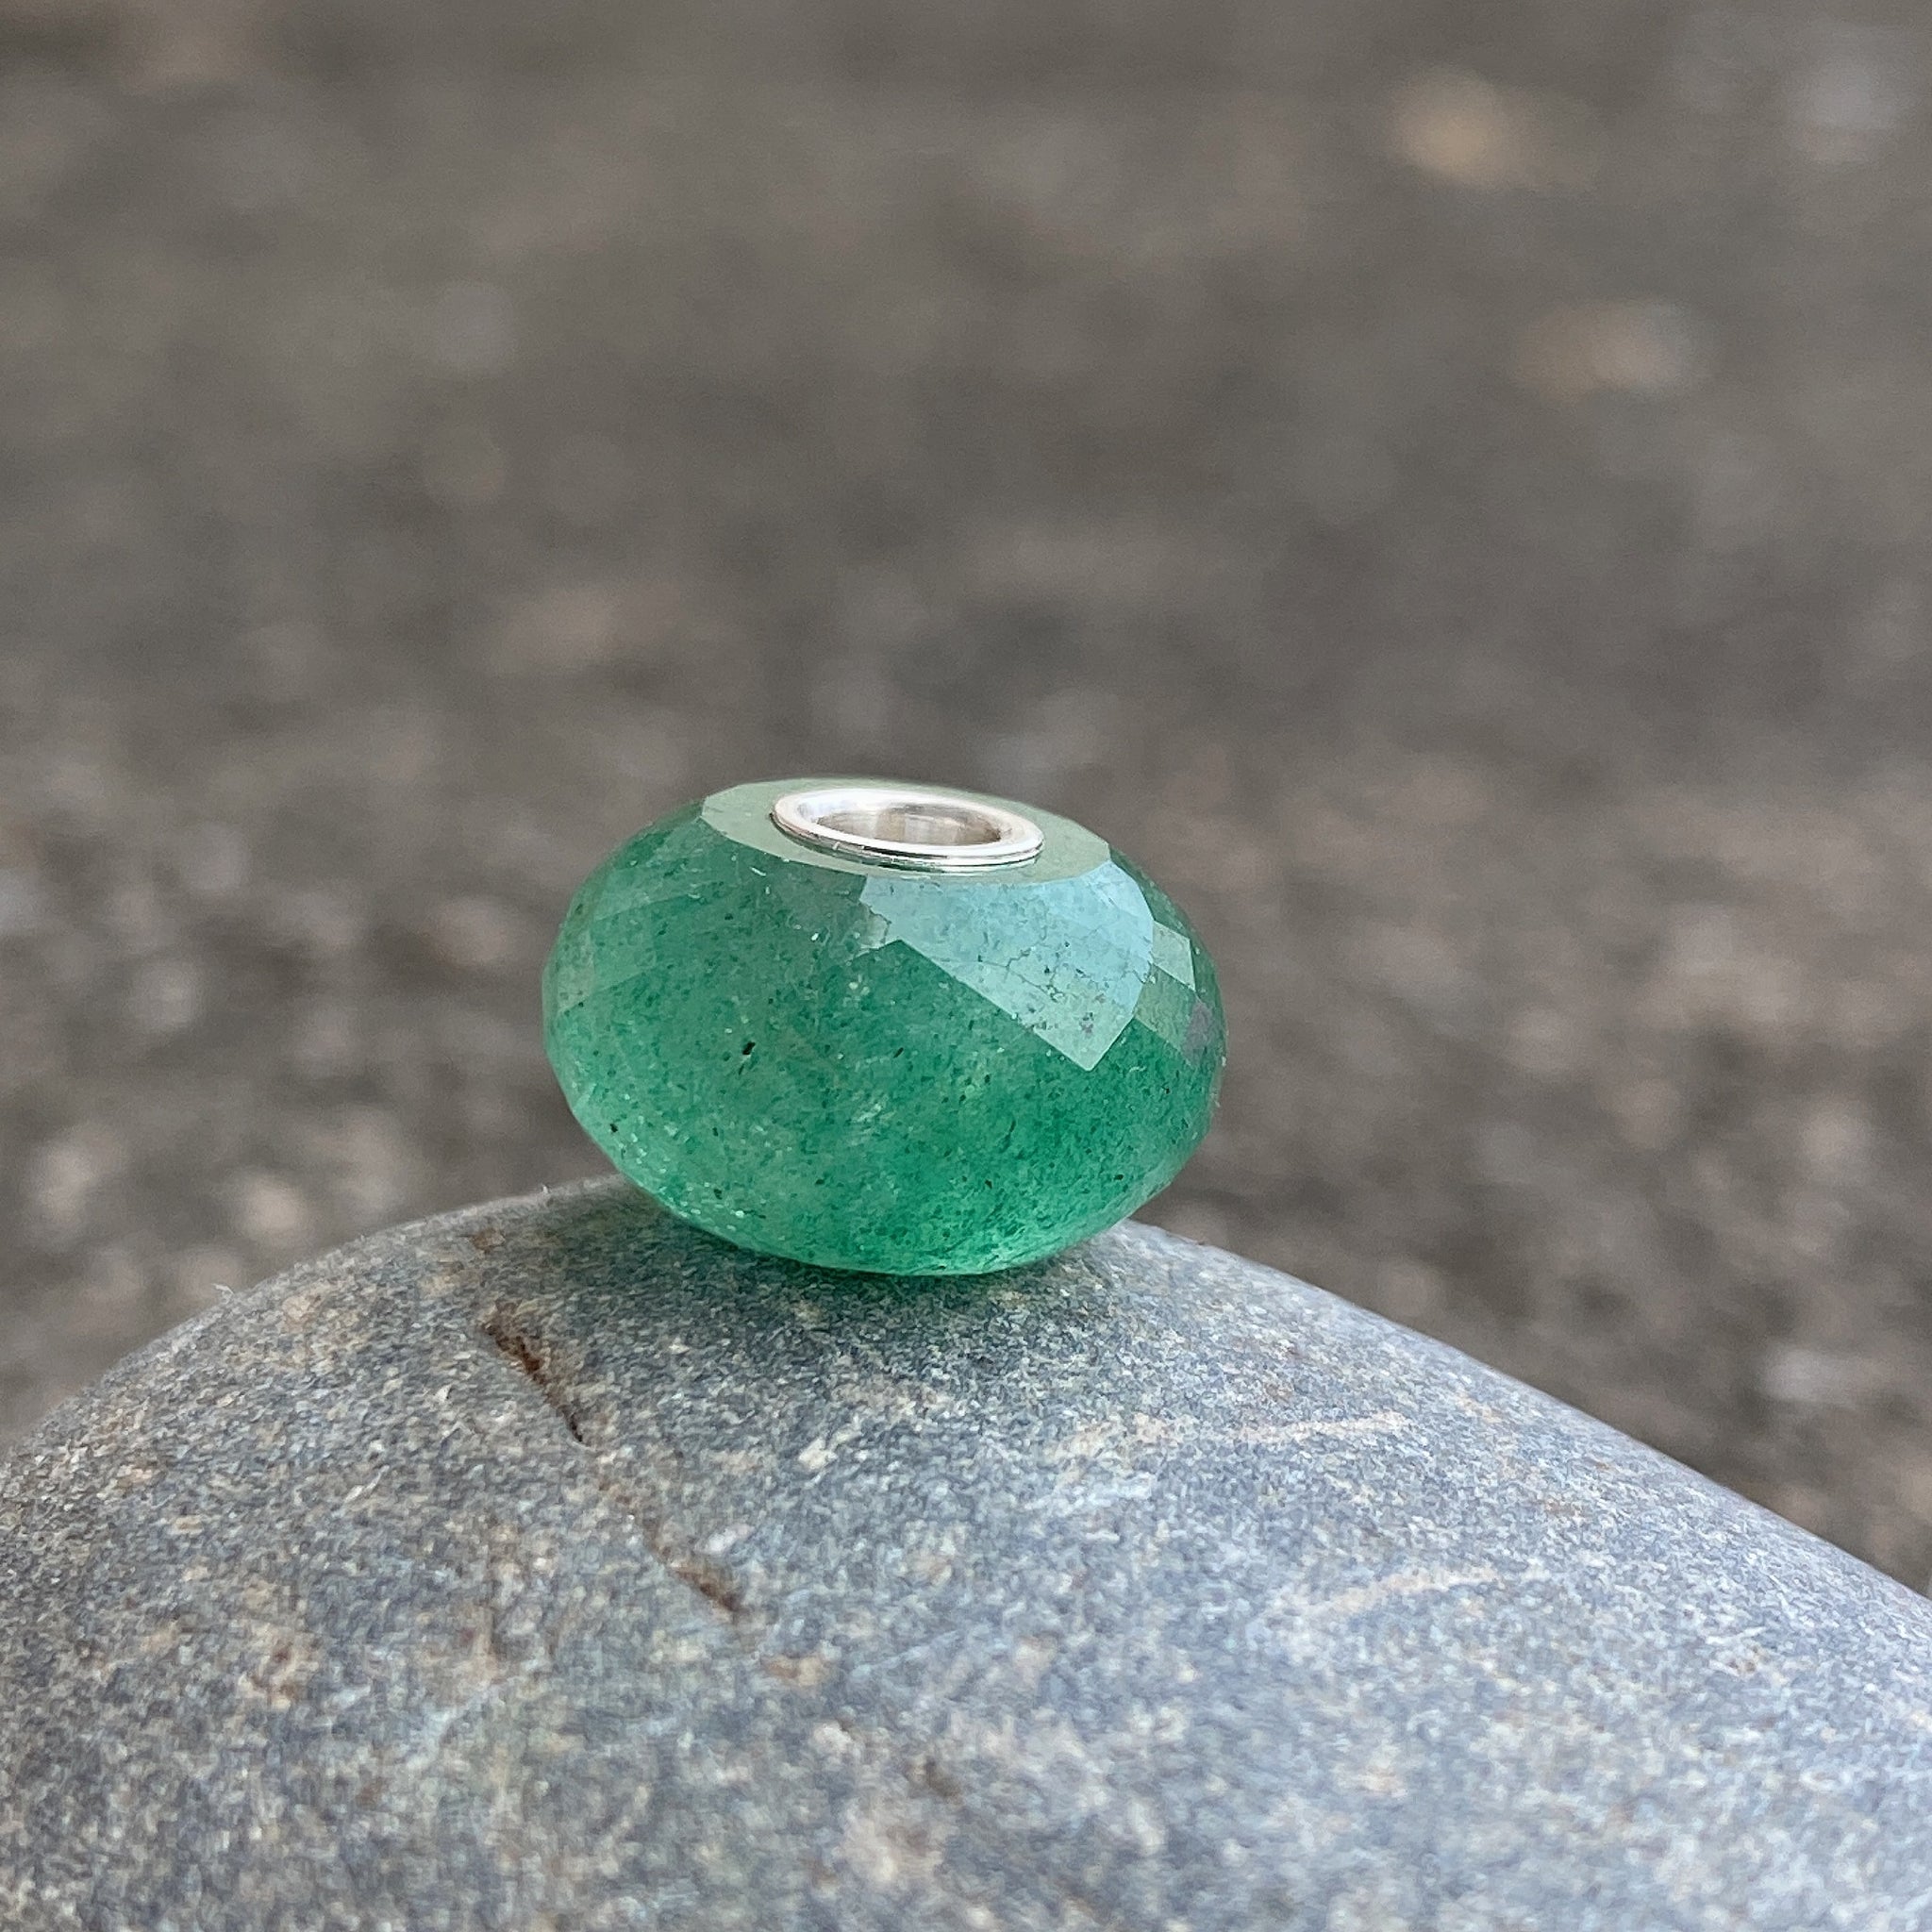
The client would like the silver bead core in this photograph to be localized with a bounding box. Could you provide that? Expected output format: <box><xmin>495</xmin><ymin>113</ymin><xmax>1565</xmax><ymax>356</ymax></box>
<box><xmin>771</xmin><ymin>784</ymin><xmax>1044</xmax><ymax>871</ymax></box>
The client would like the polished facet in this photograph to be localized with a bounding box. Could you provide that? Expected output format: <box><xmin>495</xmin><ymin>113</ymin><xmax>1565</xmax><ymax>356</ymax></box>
<box><xmin>542</xmin><ymin>776</ymin><xmax>1225</xmax><ymax>1274</ymax></box>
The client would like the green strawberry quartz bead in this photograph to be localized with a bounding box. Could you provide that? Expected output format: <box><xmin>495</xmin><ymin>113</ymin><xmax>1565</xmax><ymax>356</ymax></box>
<box><xmin>541</xmin><ymin>778</ymin><xmax>1225</xmax><ymax>1274</ymax></box>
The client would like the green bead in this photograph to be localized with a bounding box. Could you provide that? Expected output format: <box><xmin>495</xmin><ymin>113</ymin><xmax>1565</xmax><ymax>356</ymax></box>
<box><xmin>542</xmin><ymin>777</ymin><xmax>1224</xmax><ymax>1274</ymax></box>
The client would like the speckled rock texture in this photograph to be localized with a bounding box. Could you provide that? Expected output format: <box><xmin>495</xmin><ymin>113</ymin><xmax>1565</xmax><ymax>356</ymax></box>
<box><xmin>3</xmin><ymin>1181</ymin><xmax>1929</xmax><ymax>1930</ymax></box>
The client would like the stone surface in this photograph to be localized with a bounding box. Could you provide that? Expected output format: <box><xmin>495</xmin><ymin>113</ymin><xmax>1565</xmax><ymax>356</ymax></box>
<box><xmin>3</xmin><ymin>1180</ymin><xmax>1930</xmax><ymax>1930</ymax></box>
<box><xmin>543</xmin><ymin>778</ymin><xmax>1224</xmax><ymax>1274</ymax></box>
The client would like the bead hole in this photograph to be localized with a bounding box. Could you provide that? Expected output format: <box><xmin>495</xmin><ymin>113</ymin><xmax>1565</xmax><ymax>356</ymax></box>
<box><xmin>815</xmin><ymin>802</ymin><xmax>1004</xmax><ymax>850</ymax></box>
<box><xmin>771</xmin><ymin>784</ymin><xmax>1045</xmax><ymax>869</ymax></box>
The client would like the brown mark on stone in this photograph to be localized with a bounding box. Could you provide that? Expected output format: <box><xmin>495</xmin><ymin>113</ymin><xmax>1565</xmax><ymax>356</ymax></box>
<box><xmin>764</xmin><ymin>1651</ymin><xmax>832</xmax><ymax>1689</ymax></box>
<box><xmin>483</xmin><ymin>1304</ymin><xmax>586</xmax><ymax>1443</ymax></box>
<box><xmin>480</xmin><ymin>1302</ymin><xmax>746</xmax><ymax>1620</ymax></box>
<box><xmin>912</xmin><ymin>1755</ymin><xmax>963</xmax><ymax>1802</ymax></box>
<box><xmin>669</xmin><ymin>1551</ymin><xmax>746</xmax><ymax>1617</ymax></box>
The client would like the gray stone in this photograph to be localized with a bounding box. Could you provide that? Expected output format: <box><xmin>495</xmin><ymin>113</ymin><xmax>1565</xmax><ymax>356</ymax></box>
<box><xmin>3</xmin><ymin>1179</ymin><xmax>1930</xmax><ymax>1931</ymax></box>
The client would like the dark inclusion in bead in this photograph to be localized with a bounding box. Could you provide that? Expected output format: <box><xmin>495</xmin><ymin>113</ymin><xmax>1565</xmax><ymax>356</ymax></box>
<box><xmin>542</xmin><ymin>778</ymin><xmax>1224</xmax><ymax>1274</ymax></box>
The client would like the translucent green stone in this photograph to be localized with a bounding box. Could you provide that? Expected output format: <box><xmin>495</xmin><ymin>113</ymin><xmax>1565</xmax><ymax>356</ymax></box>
<box><xmin>542</xmin><ymin>778</ymin><xmax>1224</xmax><ymax>1274</ymax></box>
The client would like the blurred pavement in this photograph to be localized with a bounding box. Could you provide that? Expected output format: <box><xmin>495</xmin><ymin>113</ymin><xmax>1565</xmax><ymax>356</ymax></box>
<box><xmin>6</xmin><ymin>0</ymin><xmax>1932</xmax><ymax>1581</ymax></box>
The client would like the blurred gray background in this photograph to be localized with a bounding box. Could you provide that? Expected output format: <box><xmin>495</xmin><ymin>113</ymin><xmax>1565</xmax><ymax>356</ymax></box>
<box><xmin>5</xmin><ymin>0</ymin><xmax>1932</xmax><ymax>1583</ymax></box>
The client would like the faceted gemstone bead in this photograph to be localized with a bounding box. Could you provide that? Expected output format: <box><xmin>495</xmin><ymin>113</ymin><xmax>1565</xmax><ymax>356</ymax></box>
<box><xmin>542</xmin><ymin>777</ymin><xmax>1224</xmax><ymax>1274</ymax></box>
